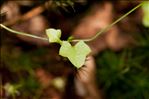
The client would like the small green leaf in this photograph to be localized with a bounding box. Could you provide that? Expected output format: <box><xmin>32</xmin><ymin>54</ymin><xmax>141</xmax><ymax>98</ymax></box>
<box><xmin>143</xmin><ymin>15</ymin><xmax>149</xmax><ymax>27</ymax></box>
<box><xmin>4</xmin><ymin>83</ymin><xmax>20</xmax><ymax>96</ymax></box>
<box><xmin>46</xmin><ymin>28</ymin><xmax>61</xmax><ymax>43</ymax></box>
<box><xmin>59</xmin><ymin>41</ymin><xmax>91</xmax><ymax>68</ymax></box>
<box><xmin>142</xmin><ymin>1</ymin><xmax>149</xmax><ymax>27</ymax></box>
<box><xmin>67</xmin><ymin>36</ymin><xmax>74</xmax><ymax>42</ymax></box>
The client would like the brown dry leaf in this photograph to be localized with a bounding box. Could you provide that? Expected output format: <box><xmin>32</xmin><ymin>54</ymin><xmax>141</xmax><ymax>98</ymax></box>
<box><xmin>105</xmin><ymin>26</ymin><xmax>134</xmax><ymax>51</ymax></box>
<box><xmin>41</xmin><ymin>86</ymin><xmax>62</xmax><ymax>99</ymax></box>
<box><xmin>72</xmin><ymin>1</ymin><xmax>135</xmax><ymax>54</ymax></box>
<box><xmin>1</xmin><ymin>2</ymin><xmax>48</xmax><ymax>45</ymax></box>
<box><xmin>12</xmin><ymin>15</ymin><xmax>49</xmax><ymax>46</ymax></box>
<box><xmin>1</xmin><ymin>1</ymin><xmax>20</xmax><ymax>21</ymax></box>
<box><xmin>15</xmin><ymin>0</ymin><xmax>35</xmax><ymax>6</ymax></box>
<box><xmin>72</xmin><ymin>2</ymin><xmax>113</xmax><ymax>39</ymax></box>
<box><xmin>72</xmin><ymin>2</ymin><xmax>113</xmax><ymax>55</ymax></box>
<box><xmin>35</xmin><ymin>68</ymin><xmax>53</xmax><ymax>87</ymax></box>
<box><xmin>35</xmin><ymin>68</ymin><xmax>63</xmax><ymax>99</ymax></box>
<box><xmin>76</xmin><ymin>56</ymin><xmax>103</xmax><ymax>99</ymax></box>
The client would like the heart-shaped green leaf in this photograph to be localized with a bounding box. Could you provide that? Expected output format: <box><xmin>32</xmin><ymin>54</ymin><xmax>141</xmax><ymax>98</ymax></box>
<box><xmin>46</xmin><ymin>28</ymin><xmax>61</xmax><ymax>43</ymax></box>
<box><xmin>59</xmin><ymin>41</ymin><xmax>91</xmax><ymax>68</ymax></box>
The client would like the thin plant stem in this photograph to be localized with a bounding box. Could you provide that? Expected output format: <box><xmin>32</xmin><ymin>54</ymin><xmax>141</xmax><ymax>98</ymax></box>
<box><xmin>72</xmin><ymin>2</ymin><xmax>144</xmax><ymax>42</ymax></box>
<box><xmin>0</xmin><ymin>24</ymin><xmax>48</xmax><ymax>41</ymax></box>
<box><xmin>0</xmin><ymin>2</ymin><xmax>143</xmax><ymax>42</ymax></box>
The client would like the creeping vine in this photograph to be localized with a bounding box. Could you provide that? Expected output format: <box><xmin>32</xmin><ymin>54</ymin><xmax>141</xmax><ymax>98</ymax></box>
<box><xmin>0</xmin><ymin>2</ymin><xmax>144</xmax><ymax>69</ymax></box>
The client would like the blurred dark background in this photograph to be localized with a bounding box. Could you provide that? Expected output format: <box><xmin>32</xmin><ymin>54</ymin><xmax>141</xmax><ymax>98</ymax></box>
<box><xmin>0</xmin><ymin>0</ymin><xmax>149</xmax><ymax>99</ymax></box>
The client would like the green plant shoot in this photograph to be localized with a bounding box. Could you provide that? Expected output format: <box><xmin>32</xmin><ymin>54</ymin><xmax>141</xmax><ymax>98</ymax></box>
<box><xmin>46</xmin><ymin>28</ymin><xmax>91</xmax><ymax>68</ymax></box>
<box><xmin>0</xmin><ymin>2</ymin><xmax>143</xmax><ymax>69</ymax></box>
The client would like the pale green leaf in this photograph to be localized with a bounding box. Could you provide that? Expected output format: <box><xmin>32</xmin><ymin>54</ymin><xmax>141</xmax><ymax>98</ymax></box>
<box><xmin>46</xmin><ymin>28</ymin><xmax>61</xmax><ymax>43</ymax></box>
<box><xmin>59</xmin><ymin>41</ymin><xmax>72</xmax><ymax>57</ymax></box>
<box><xmin>59</xmin><ymin>41</ymin><xmax>91</xmax><ymax>68</ymax></box>
<box><xmin>4</xmin><ymin>83</ymin><xmax>20</xmax><ymax>96</ymax></box>
<box><xmin>142</xmin><ymin>1</ymin><xmax>149</xmax><ymax>27</ymax></box>
<box><xmin>75</xmin><ymin>40</ymin><xmax>91</xmax><ymax>55</ymax></box>
<box><xmin>143</xmin><ymin>15</ymin><xmax>149</xmax><ymax>27</ymax></box>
